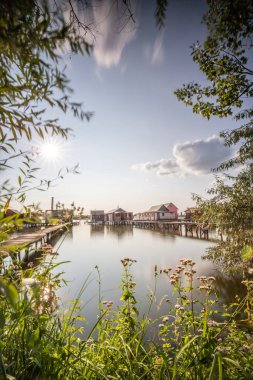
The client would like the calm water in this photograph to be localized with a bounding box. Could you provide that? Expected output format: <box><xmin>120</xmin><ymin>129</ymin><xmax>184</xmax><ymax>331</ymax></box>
<box><xmin>45</xmin><ymin>222</ymin><xmax>247</xmax><ymax>341</ymax></box>
<box><xmin>49</xmin><ymin>223</ymin><xmax>244</xmax><ymax>333</ymax></box>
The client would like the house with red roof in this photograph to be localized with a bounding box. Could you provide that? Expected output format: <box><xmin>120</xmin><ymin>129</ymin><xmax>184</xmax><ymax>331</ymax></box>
<box><xmin>134</xmin><ymin>202</ymin><xmax>179</xmax><ymax>221</ymax></box>
<box><xmin>164</xmin><ymin>202</ymin><xmax>179</xmax><ymax>219</ymax></box>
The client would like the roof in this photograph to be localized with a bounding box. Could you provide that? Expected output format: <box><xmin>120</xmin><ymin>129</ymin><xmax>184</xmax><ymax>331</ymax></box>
<box><xmin>148</xmin><ymin>204</ymin><xmax>169</xmax><ymax>212</ymax></box>
<box><xmin>107</xmin><ymin>207</ymin><xmax>126</xmax><ymax>214</ymax></box>
<box><xmin>164</xmin><ymin>202</ymin><xmax>178</xmax><ymax>212</ymax></box>
<box><xmin>90</xmin><ymin>210</ymin><xmax>104</xmax><ymax>215</ymax></box>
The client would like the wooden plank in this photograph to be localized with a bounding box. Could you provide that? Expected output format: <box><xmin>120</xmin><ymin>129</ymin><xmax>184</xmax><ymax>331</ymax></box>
<box><xmin>0</xmin><ymin>223</ymin><xmax>70</xmax><ymax>251</ymax></box>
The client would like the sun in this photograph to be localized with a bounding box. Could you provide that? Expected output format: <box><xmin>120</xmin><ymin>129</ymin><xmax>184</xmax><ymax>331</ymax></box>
<box><xmin>39</xmin><ymin>140</ymin><xmax>63</xmax><ymax>163</ymax></box>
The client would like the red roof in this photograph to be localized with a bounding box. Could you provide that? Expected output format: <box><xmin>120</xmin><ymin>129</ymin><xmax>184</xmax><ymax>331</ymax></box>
<box><xmin>164</xmin><ymin>203</ymin><xmax>178</xmax><ymax>213</ymax></box>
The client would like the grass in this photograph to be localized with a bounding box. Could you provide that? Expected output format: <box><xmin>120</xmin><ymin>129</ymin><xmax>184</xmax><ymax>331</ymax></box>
<box><xmin>0</xmin><ymin>254</ymin><xmax>253</xmax><ymax>379</ymax></box>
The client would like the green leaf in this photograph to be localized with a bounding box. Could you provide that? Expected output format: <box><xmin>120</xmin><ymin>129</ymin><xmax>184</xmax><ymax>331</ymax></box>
<box><xmin>0</xmin><ymin>279</ymin><xmax>19</xmax><ymax>310</ymax></box>
<box><xmin>3</xmin><ymin>198</ymin><xmax>11</xmax><ymax>214</ymax></box>
<box><xmin>241</xmin><ymin>245</ymin><xmax>252</xmax><ymax>261</ymax></box>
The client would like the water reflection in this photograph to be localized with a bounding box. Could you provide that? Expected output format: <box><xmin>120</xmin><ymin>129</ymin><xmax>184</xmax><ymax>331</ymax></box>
<box><xmin>53</xmin><ymin>224</ymin><xmax>242</xmax><ymax>332</ymax></box>
<box><xmin>90</xmin><ymin>225</ymin><xmax>105</xmax><ymax>238</ymax></box>
<box><xmin>214</xmin><ymin>271</ymin><xmax>245</xmax><ymax>305</ymax></box>
<box><xmin>63</xmin><ymin>226</ymin><xmax>74</xmax><ymax>241</ymax></box>
<box><xmin>143</xmin><ymin>228</ymin><xmax>177</xmax><ymax>242</ymax></box>
<box><xmin>105</xmin><ymin>225</ymin><xmax>133</xmax><ymax>240</ymax></box>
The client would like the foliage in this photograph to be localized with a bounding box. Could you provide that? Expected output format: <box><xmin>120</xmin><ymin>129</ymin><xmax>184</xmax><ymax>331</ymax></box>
<box><xmin>175</xmin><ymin>0</ymin><xmax>253</xmax><ymax>169</ymax></box>
<box><xmin>0</xmin><ymin>258</ymin><xmax>253</xmax><ymax>379</ymax></box>
<box><xmin>175</xmin><ymin>0</ymin><xmax>253</xmax><ymax>270</ymax></box>
<box><xmin>193</xmin><ymin>165</ymin><xmax>253</xmax><ymax>272</ymax></box>
<box><xmin>0</xmin><ymin>0</ymin><xmax>92</xmax><ymax>154</ymax></box>
<box><xmin>0</xmin><ymin>0</ymin><xmax>93</xmax><ymax>207</ymax></box>
<box><xmin>155</xmin><ymin>0</ymin><xmax>168</xmax><ymax>30</ymax></box>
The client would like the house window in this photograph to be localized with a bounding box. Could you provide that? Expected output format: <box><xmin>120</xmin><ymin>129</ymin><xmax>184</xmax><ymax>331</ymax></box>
<box><xmin>162</xmin><ymin>213</ymin><xmax>164</xmax><ymax>216</ymax></box>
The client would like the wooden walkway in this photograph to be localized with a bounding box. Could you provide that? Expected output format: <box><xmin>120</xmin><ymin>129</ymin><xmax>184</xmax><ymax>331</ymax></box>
<box><xmin>0</xmin><ymin>223</ymin><xmax>70</xmax><ymax>256</ymax></box>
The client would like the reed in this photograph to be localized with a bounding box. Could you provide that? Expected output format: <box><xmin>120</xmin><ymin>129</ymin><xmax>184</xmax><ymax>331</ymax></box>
<box><xmin>0</xmin><ymin>255</ymin><xmax>252</xmax><ymax>379</ymax></box>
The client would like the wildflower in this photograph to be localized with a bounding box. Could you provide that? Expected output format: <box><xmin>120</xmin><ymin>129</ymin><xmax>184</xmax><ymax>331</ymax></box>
<box><xmin>175</xmin><ymin>265</ymin><xmax>183</xmax><ymax>273</ymax></box>
<box><xmin>199</xmin><ymin>285</ymin><xmax>212</xmax><ymax>290</ymax></box>
<box><xmin>102</xmin><ymin>300</ymin><xmax>114</xmax><ymax>308</ymax></box>
<box><xmin>162</xmin><ymin>316</ymin><xmax>169</xmax><ymax>323</ymax></box>
<box><xmin>121</xmin><ymin>258</ymin><xmax>137</xmax><ymax>266</ymax></box>
<box><xmin>159</xmin><ymin>323</ymin><xmax>165</xmax><ymax>328</ymax></box>
<box><xmin>121</xmin><ymin>259</ymin><xmax>128</xmax><ymax>266</ymax></box>
<box><xmin>21</xmin><ymin>278</ymin><xmax>39</xmax><ymax>286</ymax></box>
<box><xmin>175</xmin><ymin>303</ymin><xmax>181</xmax><ymax>309</ymax></box>
<box><xmin>197</xmin><ymin>276</ymin><xmax>207</xmax><ymax>281</ymax></box>
<box><xmin>180</xmin><ymin>258</ymin><xmax>193</xmax><ymax>265</ymax></box>
<box><xmin>208</xmin><ymin>320</ymin><xmax>218</xmax><ymax>327</ymax></box>
<box><xmin>242</xmin><ymin>345</ymin><xmax>251</xmax><ymax>351</ymax></box>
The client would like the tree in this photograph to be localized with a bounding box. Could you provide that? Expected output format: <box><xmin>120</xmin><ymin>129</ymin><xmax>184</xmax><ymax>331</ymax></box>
<box><xmin>0</xmin><ymin>0</ymin><xmax>92</xmax><ymax>150</ymax></box>
<box><xmin>0</xmin><ymin>0</ymin><xmax>93</xmax><ymax>206</ymax></box>
<box><xmin>175</xmin><ymin>0</ymin><xmax>253</xmax><ymax>271</ymax></box>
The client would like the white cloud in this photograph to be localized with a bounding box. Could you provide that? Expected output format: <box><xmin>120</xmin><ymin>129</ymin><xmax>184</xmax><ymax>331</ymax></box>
<box><xmin>91</xmin><ymin>0</ymin><xmax>137</xmax><ymax>68</ymax></box>
<box><xmin>132</xmin><ymin>158</ymin><xmax>179</xmax><ymax>176</ymax></box>
<box><xmin>173</xmin><ymin>135</ymin><xmax>234</xmax><ymax>175</ymax></box>
<box><xmin>151</xmin><ymin>33</ymin><xmax>164</xmax><ymax>65</ymax></box>
<box><xmin>144</xmin><ymin>32</ymin><xmax>164</xmax><ymax>65</ymax></box>
<box><xmin>132</xmin><ymin>135</ymin><xmax>234</xmax><ymax>177</ymax></box>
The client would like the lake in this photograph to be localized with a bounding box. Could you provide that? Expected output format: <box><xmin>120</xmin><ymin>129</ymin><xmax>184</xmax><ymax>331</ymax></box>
<box><xmin>50</xmin><ymin>223</ymin><xmax>244</xmax><ymax>333</ymax></box>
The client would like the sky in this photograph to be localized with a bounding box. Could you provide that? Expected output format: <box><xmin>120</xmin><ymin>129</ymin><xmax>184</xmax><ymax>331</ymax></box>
<box><xmin>6</xmin><ymin>0</ymin><xmax>237</xmax><ymax>214</ymax></box>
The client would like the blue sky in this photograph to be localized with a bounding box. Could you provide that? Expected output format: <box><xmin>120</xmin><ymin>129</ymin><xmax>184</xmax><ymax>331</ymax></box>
<box><xmin>9</xmin><ymin>0</ymin><xmax>236</xmax><ymax>214</ymax></box>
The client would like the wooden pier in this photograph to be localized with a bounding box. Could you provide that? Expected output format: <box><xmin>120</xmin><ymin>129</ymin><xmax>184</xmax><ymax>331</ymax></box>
<box><xmin>0</xmin><ymin>223</ymin><xmax>71</xmax><ymax>257</ymax></box>
<box><xmin>132</xmin><ymin>220</ymin><xmax>209</xmax><ymax>239</ymax></box>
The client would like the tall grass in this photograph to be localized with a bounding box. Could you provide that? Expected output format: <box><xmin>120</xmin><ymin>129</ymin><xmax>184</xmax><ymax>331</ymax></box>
<box><xmin>0</xmin><ymin>254</ymin><xmax>253</xmax><ymax>379</ymax></box>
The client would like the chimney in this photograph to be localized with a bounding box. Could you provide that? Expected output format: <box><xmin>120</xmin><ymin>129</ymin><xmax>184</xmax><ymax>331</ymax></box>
<box><xmin>51</xmin><ymin>197</ymin><xmax>54</xmax><ymax>210</ymax></box>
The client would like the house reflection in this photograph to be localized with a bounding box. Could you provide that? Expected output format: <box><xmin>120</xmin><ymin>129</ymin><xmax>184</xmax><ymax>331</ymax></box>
<box><xmin>90</xmin><ymin>225</ymin><xmax>105</xmax><ymax>238</ymax></box>
<box><xmin>148</xmin><ymin>228</ymin><xmax>177</xmax><ymax>241</ymax></box>
<box><xmin>105</xmin><ymin>225</ymin><xmax>133</xmax><ymax>240</ymax></box>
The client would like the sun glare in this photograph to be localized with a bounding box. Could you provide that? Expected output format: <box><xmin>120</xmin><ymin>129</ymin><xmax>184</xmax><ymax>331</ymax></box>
<box><xmin>39</xmin><ymin>141</ymin><xmax>63</xmax><ymax>163</ymax></box>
